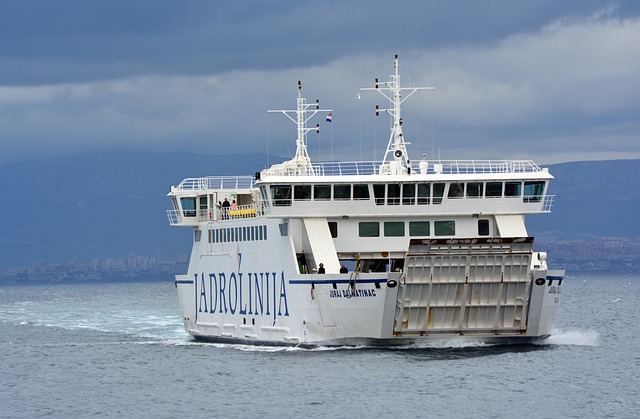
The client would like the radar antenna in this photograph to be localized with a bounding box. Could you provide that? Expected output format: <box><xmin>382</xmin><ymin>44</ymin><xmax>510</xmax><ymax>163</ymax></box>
<box><xmin>360</xmin><ymin>55</ymin><xmax>434</xmax><ymax>175</ymax></box>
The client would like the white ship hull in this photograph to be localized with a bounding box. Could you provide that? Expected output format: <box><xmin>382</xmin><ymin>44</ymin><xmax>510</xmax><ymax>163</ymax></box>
<box><xmin>175</xmin><ymin>221</ymin><xmax>562</xmax><ymax>347</ymax></box>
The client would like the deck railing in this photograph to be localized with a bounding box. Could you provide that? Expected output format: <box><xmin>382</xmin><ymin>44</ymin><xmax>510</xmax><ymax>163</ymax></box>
<box><xmin>173</xmin><ymin>176</ymin><xmax>256</xmax><ymax>191</ymax></box>
<box><xmin>167</xmin><ymin>202</ymin><xmax>262</xmax><ymax>225</ymax></box>
<box><xmin>264</xmin><ymin>159</ymin><xmax>544</xmax><ymax>177</ymax></box>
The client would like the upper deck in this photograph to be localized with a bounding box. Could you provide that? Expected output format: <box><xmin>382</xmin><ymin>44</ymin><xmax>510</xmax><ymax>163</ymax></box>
<box><xmin>167</xmin><ymin>158</ymin><xmax>555</xmax><ymax>227</ymax></box>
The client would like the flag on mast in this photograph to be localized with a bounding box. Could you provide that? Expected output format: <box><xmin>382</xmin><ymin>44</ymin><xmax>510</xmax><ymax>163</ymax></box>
<box><xmin>325</xmin><ymin>112</ymin><xmax>332</xmax><ymax>123</ymax></box>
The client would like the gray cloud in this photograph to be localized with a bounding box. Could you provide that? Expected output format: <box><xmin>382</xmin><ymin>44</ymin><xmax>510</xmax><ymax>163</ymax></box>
<box><xmin>1</xmin><ymin>1</ymin><xmax>639</xmax><ymax>165</ymax></box>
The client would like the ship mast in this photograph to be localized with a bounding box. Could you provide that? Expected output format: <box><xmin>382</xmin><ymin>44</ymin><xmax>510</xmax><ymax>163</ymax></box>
<box><xmin>360</xmin><ymin>55</ymin><xmax>434</xmax><ymax>175</ymax></box>
<box><xmin>267</xmin><ymin>81</ymin><xmax>332</xmax><ymax>175</ymax></box>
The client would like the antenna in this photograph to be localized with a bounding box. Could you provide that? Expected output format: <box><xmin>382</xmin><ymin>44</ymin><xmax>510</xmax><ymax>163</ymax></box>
<box><xmin>266</xmin><ymin>81</ymin><xmax>332</xmax><ymax>175</ymax></box>
<box><xmin>359</xmin><ymin>55</ymin><xmax>434</xmax><ymax>175</ymax></box>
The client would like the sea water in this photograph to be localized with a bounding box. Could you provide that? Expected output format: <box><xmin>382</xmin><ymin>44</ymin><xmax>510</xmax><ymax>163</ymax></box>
<box><xmin>0</xmin><ymin>273</ymin><xmax>638</xmax><ymax>418</ymax></box>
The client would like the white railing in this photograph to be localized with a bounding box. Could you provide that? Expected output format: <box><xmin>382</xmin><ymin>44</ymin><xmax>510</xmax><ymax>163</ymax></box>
<box><xmin>541</xmin><ymin>195</ymin><xmax>555</xmax><ymax>212</ymax></box>
<box><xmin>167</xmin><ymin>202</ymin><xmax>263</xmax><ymax>226</ymax></box>
<box><xmin>174</xmin><ymin>176</ymin><xmax>256</xmax><ymax>191</ymax></box>
<box><xmin>262</xmin><ymin>159</ymin><xmax>544</xmax><ymax>177</ymax></box>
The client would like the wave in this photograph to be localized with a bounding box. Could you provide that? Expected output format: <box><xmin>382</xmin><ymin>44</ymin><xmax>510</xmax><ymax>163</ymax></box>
<box><xmin>545</xmin><ymin>328</ymin><xmax>599</xmax><ymax>346</ymax></box>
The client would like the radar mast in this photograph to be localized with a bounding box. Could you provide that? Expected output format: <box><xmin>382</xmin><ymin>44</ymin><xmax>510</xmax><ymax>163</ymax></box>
<box><xmin>360</xmin><ymin>55</ymin><xmax>434</xmax><ymax>175</ymax></box>
<box><xmin>267</xmin><ymin>81</ymin><xmax>332</xmax><ymax>175</ymax></box>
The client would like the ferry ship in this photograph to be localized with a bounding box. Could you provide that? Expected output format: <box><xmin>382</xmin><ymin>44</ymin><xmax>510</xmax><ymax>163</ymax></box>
<box><xmin>167</xmin><ymin>56</ymin><xmax>564</xmax><ymax>346</ymax></box>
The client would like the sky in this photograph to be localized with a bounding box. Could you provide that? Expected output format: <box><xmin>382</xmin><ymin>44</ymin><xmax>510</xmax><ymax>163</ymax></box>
<box><xmin>1</xmin><ymin>0</ymin><xmax>639</xmax><ymax>165</ymax></box>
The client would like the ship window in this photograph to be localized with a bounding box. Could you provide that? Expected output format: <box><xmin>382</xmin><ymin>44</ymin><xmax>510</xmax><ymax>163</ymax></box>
<box><xmin>359</xmin><ymin>222</ymin><xmax>380</xmax><ymax>237</ymax></box>
<box><xmin>384</xmin><ymin>222</ymin><xmax>405</xmax><ymax>237</ymax></box>
<box><xmin>199</xmin><ymin>196</ymin><xmax>207</xmax><ymax>210</ymax></box>
<box><xmin>194</xmin><ymin>229</ymin><xmax>201</xmax><ymax>242</ymax></box>
<box><xmin>486</xmin><ymin>182</ymin><xmax>503</xmax><ymax>197</ymax></box>
<box><xmin>260</xmin><ymin>185</ymin><xmax>270</xmax><ymax>207</ymax></box>
<box><xmin>387</xmin><ymin>184</ymin><xmax>400</xmax><ymax>205</ymax></box>
<box><xmin>314</xmin><ymin>185</ymin><xmax>331</xmax><ymax>200</ymax></box>
<box><xmin>242</xmin><ymin>227</ymin><xmax>247</xmax><ymax>241</ymax></box>
<box><xmin>417</xmin><ymin>183</ymin><xmax>430</xmax><ymax>205</ymax></box>
<box><xmin>180</xmin><ymin>197</ymin><xmax>196</xmax><ymax>217</ymax></box>
<box><xmin>402</xmin><ymin>184</ymin><xmax>415</xmax><ymax>205</ymax></box>
<box><xmin>466</xmin><ymin>182</ymin><xmax>483</xmax><ymax>198</ymax></box>
<box><xmin>258</xmin><ymin>226</ymin><xmax>263</xmax><ymax>240</ymax></box>
<box><xmin>328</xmin><ymin>221</ymin><xmax>338</xmax><ymax>238</ymax></box>
<box><xmin>478</xmin><ymin>219</ymin><xmax>490</xmax><ymax>236</ymax></box>
<box><xmin>251</xmin><ymin>226</ymin><xmax>255</xmax><ymax>241</ymax></box>
<box><xmin>171</xmin><ymin>197</ymin><xmax>179</xmax><ymax>212</ymax></box>
<box><xmin>294</xmin><ymin>185</ymin><xmax>311</xmax><ymax>201</ymax></box>
<box><xmin>409</xmin><ymin>221</ymin><xmax>430</xmax><ymax>236</ymax></box>
<box><xmin>353</xmin><ymin>184</ymin><xmax>370</xmax><ymax>200</ymax></box>
<box><xmin>263</xmin><ymin>225</ymin><xmax>268</xmax><ymax>240</ymax></box>
<box><xmin>373</xmin><ymin>184</ymin><xmax>385</xmax><ymax>205</ymax></box>
<box><xmin>271</xmin><ymin>185</ymin><xmax>292</xmax><ymax>206</ymax></box>
<box><xmin>279</xmin><ymin>223</ymin><xmax>289</xmax><ymax>236</ymax></box>
<box><xmin>434</xmin><ymin>220</ymin><xmax>456</xmax><ymax>236</ymax></box>
<box><xmin>504</xmin><ymin>182</ymin><xmax>522</xmax><ymax>197</ymax></box>
<box><xmin>334</xmin><ymin>184</ymin><xmax>351</xmax><ymax>200</ymax></box>
<box><xmin>524</xmin><ymin>181</ymin><xmax>545</xmax><ymax>203</ymax></box>
<box><xmin>433</xmin><ymin>183</ymin><xmax>445</xmax><ymax>204</ymax></box>
<box><xmin>447</xmin><ymin>182</ymin><xmax>464</xmax><ymax>199</ymax></box>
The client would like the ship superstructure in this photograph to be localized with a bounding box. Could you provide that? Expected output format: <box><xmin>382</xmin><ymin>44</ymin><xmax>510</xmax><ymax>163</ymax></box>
<box><xmin>167</xmin><ymin>56</ymin><xmax>563</xmax><ymax>346</ymax></box>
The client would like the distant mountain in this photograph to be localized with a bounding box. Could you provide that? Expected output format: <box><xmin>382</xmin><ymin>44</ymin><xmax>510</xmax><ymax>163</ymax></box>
<box><xmin>0</xmin><ymin>150</ymin><xmax>276</xmax><ymax>269</ymax></box>
<box><xmin>527</xmin><ymin>159</ymin><xmax>640</xmax><ymax>240</ymax></box>
<box><xmin>1</xmin><ymin>151</ymin><xmax>638</xmax><ymax>269</ymax></box>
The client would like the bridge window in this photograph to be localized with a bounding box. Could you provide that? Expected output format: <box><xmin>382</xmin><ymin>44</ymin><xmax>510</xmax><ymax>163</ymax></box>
<box><xmin>486</xmin><ymin>182</ymin><xmax>502</xmax><ymax>197</ymax></box>
<box><xmin>373</xmin><ymin>184</ymin><xmax>385</xmax><ymax>205</ymax></box>
<box><xmin>353</xmin><ymin>184</ymin><xmax>370</xmax><ymax>200</ymax></box>
<box><xmin>294</xmin><ymin>185</ymin><xmax>311</xmax><ymax>201</ymax></box>
<box><xmin>448</xmin><ymin>182</ymin><xmax>464</xmax><ymax>199</ymax></box>
<box><xmin>434</xmin><ymin>220</ymin><xmax>456</xmax><ymax>236</ymax></box>
<box><xmin>402</xmin><ymin>184</ymin><xmax>415</xmax><ymax>205</ymax></box>
<box><xmin>417</xmin><ymin>183</ymin><xmax>430</xmax><ymax>205</ymax></box>
<box><xmin>271</xmin><ymin>185</ymin><xmax>292</xmax><ymax>206</ymax></box>
<box><xmin>524</xmin><ymin>181</ymin><xmax>545</xmax><ymax>203</ymax></box>
<box><xmin>359</xmin><ymin>222</ymin><xmax>380</xmax><ymax>237</ymax></box>
<box><xmin>334</xmin><ymin>184</ymin><xmax>351</xmax><ymax>200</ymax></box>
<box><xmin>433</xmin><ymin>183</ymin><xmax>445</xmax><ymax>204</ymax></box>
<box><xmin>180</xmin><ymin>197</ymin><xmax>196</xmax><ymax>217</ymax></box>
<box><xmin>409</xmin><ymin>221</ymin><xmax>430</xmax><ymax>236</ymax></box>
<box><xmin>199</xmin><ymin>196</ymin><xmax>207</xmax><ymax>211</ymax></box>
<box><xmin>314</xmin><ymin>184</ymin><xmax>331</xmax><ymax>200</ymax></box>
<box><xmin>384</xmin><ymin>221</ymin><xmax>405</xmax><ymax>237</ymax></box>
<box><xmin>260</xmin><ymin>186</ymin><xmax>270</xmax><ymax>207</ymax></box>
<box><xmin>466</xmin><ymin>182</ymin><xmax>483</xmax><ymax>198</ymax></box>
<box><xmin>504</xmin><ymin>182</ymin><xmax>522</xmax><ymax>197</ymax></box>
<box><xmin>387</xmin><ymin>184</ymin><xmax>400</xmax><ymax>205</ymax></box>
